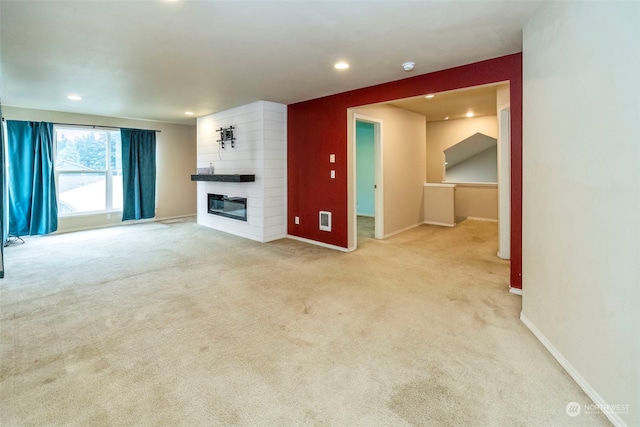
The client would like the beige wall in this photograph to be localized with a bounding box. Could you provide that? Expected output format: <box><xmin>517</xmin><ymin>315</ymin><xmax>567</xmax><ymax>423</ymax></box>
<box><xmin>425</xmin><ymin>116</ymin><xmax>498</xmax><ymax>221</ymax></box>
<box><xmin>425</xmin><ymin>115</ymin><xmax>497</xmax><ymax>183</ymax></box>
<box><xmin>3</xmin><ymin>107</ymin><xmax>197</xmax><ymax>232</ymax></box>
<box><xmin>496</xmin><ymin>83</ymin><xmax>510</xmax><ymax>112</ymax></box>
<box><xmin>349</xmin><ymin>104</ymin><xmax>426</xmax><ymax>237</ymax></box>
<box><xmin>522</xmin><ymin>2</ymin><xmax>639</xmax><ymax>426</ymax></box>
<box><xmin>454</xmin><ymin>184</ymin><xmax>498</xmax><ymax>221</ymax></box>
<box><xmin>423</xmin><ymin>184</ymin><xmax>455</xmax><ymax>226</ymax></box>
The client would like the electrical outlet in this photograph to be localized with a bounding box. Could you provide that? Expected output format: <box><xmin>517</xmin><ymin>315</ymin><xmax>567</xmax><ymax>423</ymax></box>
<box><xmin>330</xmin><ymin>170</ymin><xmax>335</xmax><ymax>179</ymax></box>
<box><xmin>294</xmin><ymin>216</ymin><xmax>300</xmax><ymax>225</ymax></box>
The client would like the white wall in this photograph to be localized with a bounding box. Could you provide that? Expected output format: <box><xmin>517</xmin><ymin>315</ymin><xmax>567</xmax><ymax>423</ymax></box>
<box><xmin>522</xmin><ymin>2</ymin><xmax>640</xmax><ymax>426</ymax></box>
<box><xmin>3</xmin><ymin>107</ymin><xmax>196</xmax><ymax>232</ymax></box>
<box><xmin>196</xmin><ymin>101</ymin><xmax>286</xmax><ymax>242</ymax></box>
<box><xmin>496</xmin><ymin>84</ymin><xmax>511</xmax><ymax>260</ymax></box>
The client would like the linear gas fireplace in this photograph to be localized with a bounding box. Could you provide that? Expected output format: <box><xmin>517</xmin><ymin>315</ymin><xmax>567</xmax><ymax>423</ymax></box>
<box><xmin>208</xmin><ymin>194</ymin><xmax>247</xmax><ymax>221</ymax></box>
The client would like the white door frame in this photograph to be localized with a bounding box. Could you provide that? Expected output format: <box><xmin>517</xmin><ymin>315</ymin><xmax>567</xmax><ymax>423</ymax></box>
<box><xmin>497</xmin><ymin>108</ymin><xmax>511</xmax><ymax>259</ymax></box>
<box><xmin>350</xmin><ymin>113</ymin><xmax>384</xmax><ymax>249</ymax></box>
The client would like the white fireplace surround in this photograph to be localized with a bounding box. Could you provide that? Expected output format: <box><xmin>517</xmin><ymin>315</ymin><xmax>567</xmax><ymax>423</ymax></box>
<box><xmin>195</xmin><ymin>101</ymin><xmax>287</xmax><ymax>243</ymax></box>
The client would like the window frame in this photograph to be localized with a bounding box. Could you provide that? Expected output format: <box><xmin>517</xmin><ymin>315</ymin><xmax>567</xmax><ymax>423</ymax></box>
<box><xmin>54</xmin><ymin>125</ymin><xmax>123</xmax><ymax>217</ymax></box>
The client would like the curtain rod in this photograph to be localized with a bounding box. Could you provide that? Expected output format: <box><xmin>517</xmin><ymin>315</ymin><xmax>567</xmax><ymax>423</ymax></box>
<box><xmin>53</xmin><ymin>122</ymin><xmax>161</xmax><ymax>133</ymax></box>
<box><xmin>1</xmin><ymin>117</ymin><xmax>161</xmax><ymax>132</ymax></box>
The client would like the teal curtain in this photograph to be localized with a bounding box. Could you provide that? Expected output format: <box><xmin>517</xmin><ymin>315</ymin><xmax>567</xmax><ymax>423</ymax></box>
<box><xmin>121</xmin><ymin>128</ymin><xmax>156</xmax><ymax>221</ymax></box>
<box><xmin>6</xmin><ymin>120</ymin><xmax>57</xmax><ymax>236</ymax></box>
<box><xmin>1</xmin><ymin>114</ymin><xmax>6</xmax><ymax>278</ymax></box>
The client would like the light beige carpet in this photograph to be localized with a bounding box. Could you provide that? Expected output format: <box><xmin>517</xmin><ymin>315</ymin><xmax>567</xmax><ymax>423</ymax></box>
<box><xmin>0</xmin><ymin>218</ymin><xmax>609</xmax><ymax>426</ymax></box>
<box><xmin>357</xmin><ymin>216</ymin><xmax>375</xmax><ymax>240</ymax></box>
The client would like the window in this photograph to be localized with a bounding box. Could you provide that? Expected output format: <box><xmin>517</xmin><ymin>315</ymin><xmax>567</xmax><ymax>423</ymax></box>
<box><xmin>55</xmin><ymin>127</ymin><xmax>122</xmax><ymax>215</ymax></box>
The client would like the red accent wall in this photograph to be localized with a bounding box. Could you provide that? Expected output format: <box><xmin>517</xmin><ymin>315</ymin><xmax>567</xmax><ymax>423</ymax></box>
<box><xmin>288</xmin><ymin>53</ymin><xmax>523</xmax><ymax>288</ymax></box>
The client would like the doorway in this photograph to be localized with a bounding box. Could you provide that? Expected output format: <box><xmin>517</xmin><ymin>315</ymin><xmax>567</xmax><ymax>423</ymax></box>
<box><xmin>352</xmin><ymin>114</ymin><xmax>383</xmax><ymax>248</ymax></box>
<box><xmin>348</xmin><ymin>84</ymin><xmax>510</xmax><ymax>259</ymax></box>
<box><xmin>356</xmin><ymin>121</ymin><xmax>375</xmax><ymax>239</ymax></box>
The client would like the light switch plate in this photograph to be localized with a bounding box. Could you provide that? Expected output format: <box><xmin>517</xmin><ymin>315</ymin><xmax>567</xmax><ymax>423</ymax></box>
<box><xmin>329</xmin><ymin>154</ymin><xmax>336</xmax><ymax>163</ymax></box>
<box><xmin>330</xmin><ymin>170</ymin><xmax>335</xmax><ymax>179</ymax></box>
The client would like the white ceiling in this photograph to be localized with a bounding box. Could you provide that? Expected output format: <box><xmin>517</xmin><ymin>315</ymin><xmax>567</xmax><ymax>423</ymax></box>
<box><xmin>389</xmin><ymin>84</ymin><xmax>500</xmax><ymax>122</ymax></box>
<box><xmin>0</xmin><ymin>1</ymin><xmax>543</xmax><ymax>125</ymax></box>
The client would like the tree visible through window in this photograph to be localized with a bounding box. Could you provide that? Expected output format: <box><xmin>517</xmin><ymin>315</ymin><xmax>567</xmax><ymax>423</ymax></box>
<box><xmin>55</xmin><ymin>127</ymin><xmax>122</xmax><ymax>215</ymax></box>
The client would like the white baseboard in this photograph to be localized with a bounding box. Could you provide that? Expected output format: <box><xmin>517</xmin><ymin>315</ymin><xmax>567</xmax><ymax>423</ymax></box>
<box><xmin>384</xmin><ymin>223</ymin><xmax>422</xmax><ymax>238</ymax></box>
<box><xmin>509</xmin><ymin>287</ymin><xmax>522</xmax><ymax>295</ymax></box>
<box><xmin>286</xmin><ymin>235</ymin><xmax>350</xmax><ymax>252</ymax></box>
<box><xmin>54</xmin><ymin>214</ymin><xmax>196</xmax><ymax>235</ymax></box>
<box><xmin>423</xmin><ymin>221</ymin><xmax>456</xmax><ymax>228</ymax></box>
<box><xmin>156</xmin><ymin>214</ymin><xmax>197</xmax><ymax>223</ymax></box>
<box><xmin>466</xmin><ymin>216</ymin><xmax>498</xmax><ymax>223</ymax></box>
<box><xmin>520</xmin><ymin>313</ymin><xmax>627</xmax><ymax>427</ymax></box>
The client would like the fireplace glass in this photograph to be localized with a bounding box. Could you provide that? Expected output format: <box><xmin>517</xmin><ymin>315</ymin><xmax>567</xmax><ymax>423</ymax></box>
<box><xmin>208</xmin><ymin>194</ymin><xmax>247</xmax><ymax>221</ymax></box>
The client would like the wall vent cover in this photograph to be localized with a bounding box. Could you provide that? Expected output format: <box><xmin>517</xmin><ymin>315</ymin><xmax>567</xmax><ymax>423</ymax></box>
<box><xmin>319</xmin><ymin>211</ymin><xmax>332</xmax><ymax>232</ymax></box>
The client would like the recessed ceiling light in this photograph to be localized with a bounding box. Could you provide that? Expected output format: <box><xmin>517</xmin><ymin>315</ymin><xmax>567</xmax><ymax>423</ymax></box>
<box><xmin>465</xmin><ymin>112</ymin><xmax>475</xmax><ymax>118</ymax></box>
<box><xmin>425</xmin><ymin>94</ymin><xmax>435</xmax><ymax>99</ymax></box>
<box><xmin>334</xmin><ymin>62</ymin><xmax>349</xmax><ymax>70</ymax></box>
<box><xmin>185</xmin><ymin>111</ymin><xmax>194</xmax><ymax>116</ymax></box>
<box><xmin>67</xmin><ymin>95</ymin><xmax>82</xmax><ymax>101</ymax></box>
<box><xmin>402</xmin><ymin>62</ymin><xmax>415</xmax><ymax>72</ymax></box>
<box><xmin>443</xmin><ymin>116</ymin><xmax>449</xmax><ymax>120</ymax></box>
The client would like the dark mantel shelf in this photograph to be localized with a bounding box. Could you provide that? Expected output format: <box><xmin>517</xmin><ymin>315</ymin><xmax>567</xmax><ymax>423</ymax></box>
<box><xmin>191</xmin><ymin>174</ymin><xmax>255</xmax><ymax>183</ymax></box>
